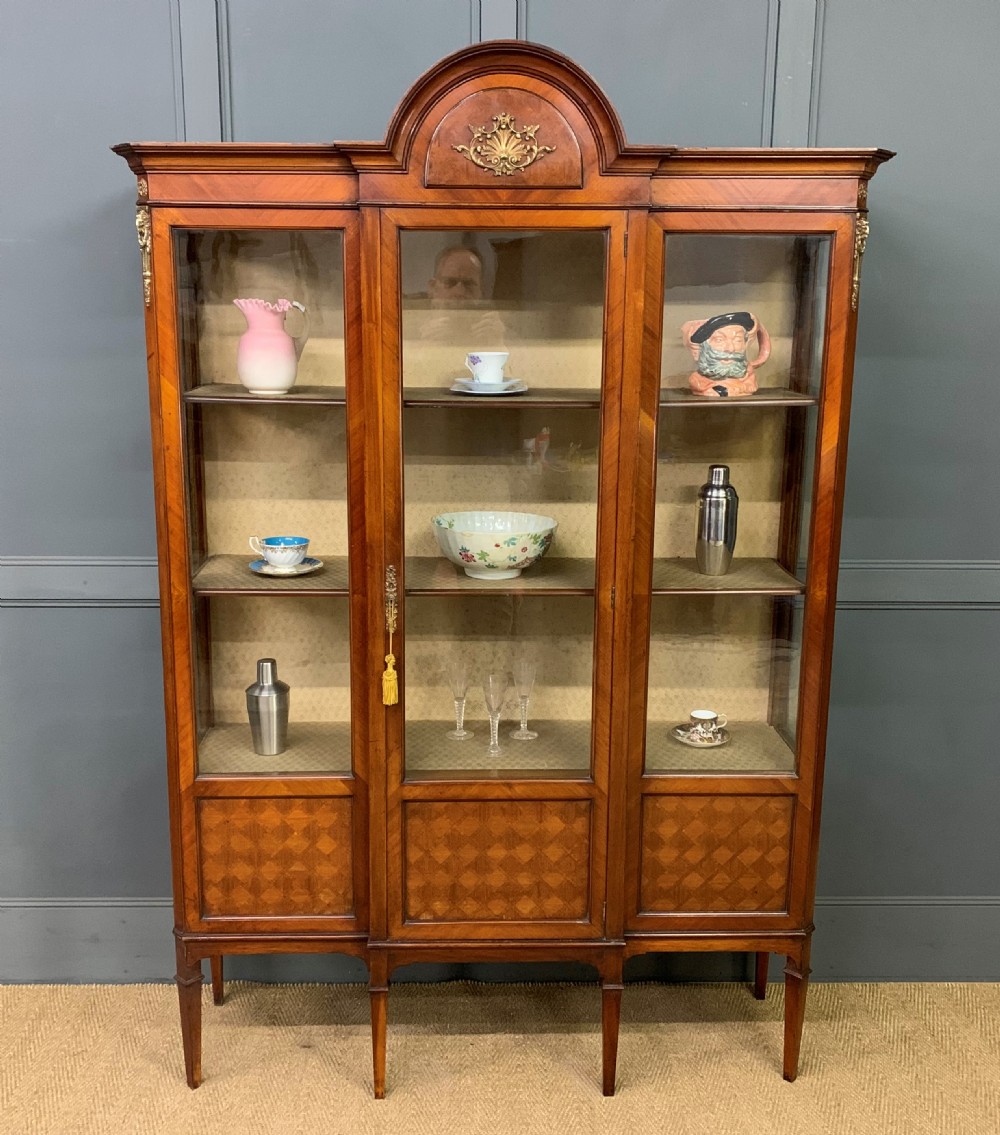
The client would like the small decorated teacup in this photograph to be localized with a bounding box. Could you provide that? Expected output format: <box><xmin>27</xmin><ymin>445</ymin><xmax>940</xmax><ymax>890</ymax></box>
<box><xmin>249</xmin><ymin>535</ymin><xmax>309</xmax><ymax>568</ymax></box>
<box><xmin>686</xmin><ymin>709</ymin><xmax>728</xmax><ymax>742</ymax></box>
<box><xmin>465</xmin><ymin>350</ymin><xmax>508</xmax><ymax>385</ymax></box>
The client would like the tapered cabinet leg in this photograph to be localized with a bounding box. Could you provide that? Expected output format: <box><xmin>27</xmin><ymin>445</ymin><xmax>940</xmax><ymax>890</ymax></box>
<box><xmin>753</xmin><ymin>951</ymin><xmax>769</xmax><ymax>1000</ymax></box>
<box><xmin>369</xmin><ymin>955</ymin><xmax>388</xmax><ymax>1100</ymax></box>
<box><xmin>600</xmin><ymin>957</ymin><xmax>624</xmax><ymax>1097</ymax></box>
<box><xmin>174</xmin><ymin>942</ymin><xmax>203</xmax><ymax>1089</ymax></box>
<box><xmin>783</xmin><ymin>942</ymin><xmax>812</xmax><ymax>1082</ymax></box>
<box><xmin>210</xmin><ymin>956</ymin><xmax>224</xmax><ymax>1005</ymax></box>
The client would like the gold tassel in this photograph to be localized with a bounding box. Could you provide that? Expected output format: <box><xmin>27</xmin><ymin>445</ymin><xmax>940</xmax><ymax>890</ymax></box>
<box><xmin>382</xmin><ymin>653</ymin><xmax>398</xmax><ymax>706</ymax></box>
<box><xmin>383</xmin><ymin>565</ymin><xmax>399</xmax><ymax>707</ymax></box>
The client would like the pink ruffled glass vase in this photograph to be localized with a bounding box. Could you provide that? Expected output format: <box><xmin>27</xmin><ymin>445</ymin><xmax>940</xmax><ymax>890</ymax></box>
<box><xmin>233</xmin><ymin>298</ymin><xmax>309</xmax><ymax>395</ymax></box>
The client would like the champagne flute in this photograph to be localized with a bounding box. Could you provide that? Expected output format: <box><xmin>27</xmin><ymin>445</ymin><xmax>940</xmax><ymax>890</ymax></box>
<box><xmin>509</xmin><ymin>658</ymin><xmax>538</xmax><ymax>740</ymax></box>
<box><xmin>482</xmin><ymin>671</ymin><xmax>509</xmax><ymax>757</ymax></box>
<box><xmin>444</xmin><ymin>660</ymin><xmax>473</xmax><ymax>740</ymax></box>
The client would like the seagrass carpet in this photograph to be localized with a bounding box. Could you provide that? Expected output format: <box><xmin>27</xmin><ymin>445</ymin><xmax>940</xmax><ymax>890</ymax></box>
<box><xmin>2</xmin><ymin>981</ymin><xmax>998</xmax><ymax>1134</ymax></box>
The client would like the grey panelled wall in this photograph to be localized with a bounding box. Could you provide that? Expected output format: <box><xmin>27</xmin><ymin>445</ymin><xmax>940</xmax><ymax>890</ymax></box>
<box><xmin>527</xmin><ymin>0</ymin><xmax>778</xmax><ymax>146</ymax></box>
<box><xmin>809</xmin><ymin>0</ymin><xmax>1000</xmax><ymax>976</ymax></box>
<box><xmin>0</xmin><ymin>0</ymin><xmax>178</xmax><ymax>979</ymax></box>
<box><xmin>818</xmin><ymin>0</ymin><xmax>1000</xmax><ymax>564</ymax></box>
<box><xmin>1</xmin><ymin>0</ymin><xmax>997</xmax><ymax>981</ymax></box>
<box><xmin>222</xmin><ymin>0</ymin><xmax>474</xmax><ymax>142</ymax></box>
<box><xmin>0</xmin><ymin>0</ymin><xmax>176</xmax><ymax>554</ymax></box>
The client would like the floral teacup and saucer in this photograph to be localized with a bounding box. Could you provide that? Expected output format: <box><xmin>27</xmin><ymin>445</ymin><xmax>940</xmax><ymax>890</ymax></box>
<box><xmin>672</xmin><ymin>709</ymin><xmax>730</xmax><ymax>748</ymax></box>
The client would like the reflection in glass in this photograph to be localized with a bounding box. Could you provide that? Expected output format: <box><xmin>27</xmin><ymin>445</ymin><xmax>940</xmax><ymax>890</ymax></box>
<box><xmin>399</xmin><ymin>229</ymin><xmax>606</xmax><ymax>781</ymax></box>
<box><xmin>401</xmin><ymin>229</ymin><xmax>606</xmax><ymax>393</ymax></box>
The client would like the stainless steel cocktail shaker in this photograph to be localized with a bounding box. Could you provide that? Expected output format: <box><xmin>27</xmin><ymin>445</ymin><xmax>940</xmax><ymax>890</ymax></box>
<box><xmin>245</xmin><ymin>658</ymin><xmax>289</xmax><ymax>756</ymax></box>
<box><xmin>696</xmin><ymin>464</ymin><xmax>738</xmax><ymax>575</ymax></box>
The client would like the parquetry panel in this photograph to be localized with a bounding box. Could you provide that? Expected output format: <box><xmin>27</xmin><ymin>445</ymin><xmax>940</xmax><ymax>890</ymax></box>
<box><xmin>198</xmin><ymin>797</ymin><xmax>353</xmax><ymax>918</ymax></box>
<box><xmin>639</xmin><ymin>795</ymin><xmax>793</xmax><ymax>913</ymax></box>
<box><xmin>403</xmin><ymin>800</ymin><xmax>591</xmax><ymax>922</ymax></box>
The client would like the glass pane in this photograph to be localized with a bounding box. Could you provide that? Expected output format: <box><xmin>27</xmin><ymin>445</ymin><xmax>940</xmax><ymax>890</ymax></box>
<box><xmin>399</xmin><ymin>229</ymin><xmax>607</xmax><ymax>778</ymax></box>
<box><xmin>403</xmin><ymin>595</ymin><xmax>594</xmax><ymax>777</ymax></box>
<box><xmin>176</xmin><ymin>229</ymin><xmax>345</xmax><ymax>393</ymax></box>
<box><xmin>645</xmin><ymin>594</ymin><xmax>800</xmax><ymax>774</ymax></box>
<box><xmin>186</xmin><ymin>401</ymin><xmax>349</xmax><ymax>581</ymax></box>
<box><xmin>646</xmin><ymin>234</ymin><xmax>830</xmax><ymax>774</ymax></box>
<box><xmin>401</xmin><ymin>230</ymin><xmax>606</xmax><ymax>392</ymax></box>
<box><xmin>175</xmin><ymin>228</ymin><xmax>352</xmax><ymax>777</ymax></box>
<box><xmin>193</xmin><ymin>596</ymin><xmax>352</xmax><ymax>776</ymax></box>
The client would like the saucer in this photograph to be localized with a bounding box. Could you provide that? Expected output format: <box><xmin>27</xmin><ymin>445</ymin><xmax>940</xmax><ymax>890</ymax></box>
<box><xmin>249</xmin><ymin>556</ymin><xmax>324</xmax><ymax>577</ymax></box>
<box><xmin>671</xmin><ymin>724</ymin><xmax>731</xmax><ymax>748</ymax></box>
<box><xmin>450</xmin><ymin>378</ymin><xmax>528</xmax><ymax>396</ymax></box>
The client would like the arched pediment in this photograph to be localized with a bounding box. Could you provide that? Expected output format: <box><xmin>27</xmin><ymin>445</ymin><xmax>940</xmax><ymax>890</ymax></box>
<box><xmin>341</xmin><ymin>40</ymin><xmax>665</xmax><ymax>188</ymax></box>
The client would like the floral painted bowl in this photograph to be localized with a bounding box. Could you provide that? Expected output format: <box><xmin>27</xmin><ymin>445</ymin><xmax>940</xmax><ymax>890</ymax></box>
<box><xmin>432</xmin><ymin>511</ymin><xmax>557</xmax><ymax>580</ymax></box>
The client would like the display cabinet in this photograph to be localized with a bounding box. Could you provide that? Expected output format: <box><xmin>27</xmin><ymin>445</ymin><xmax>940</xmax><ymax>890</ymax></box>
<box><xmin>115</xmin><ymin>41</ymin><xmax>891</xmax><ymax>1096</ymax></box>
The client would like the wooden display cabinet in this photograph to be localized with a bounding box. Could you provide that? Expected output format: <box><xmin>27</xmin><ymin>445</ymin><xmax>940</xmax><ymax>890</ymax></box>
<box><xmin>115</xmin><ymin>41</ymin><xmax>891</xmax><ymax>1096</ymax></box>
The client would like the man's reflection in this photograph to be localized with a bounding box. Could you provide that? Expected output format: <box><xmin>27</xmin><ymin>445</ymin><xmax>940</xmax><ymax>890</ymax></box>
<box><xmin>427</xmin><ymin>246</ymin><xmax>484</xmax><ymax>303</ymax></box>
<box><xmin>417</xmin><ymin>245</ymin><xmax>505</xmax><ymax>345</ymax></box>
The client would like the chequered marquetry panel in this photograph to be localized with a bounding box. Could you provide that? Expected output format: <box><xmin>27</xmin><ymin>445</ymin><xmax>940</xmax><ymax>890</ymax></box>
<box><xmin>639</xmin><ymin>795</ymin><xmax>793</xmax><ymax>914</ymax></box>
<box><xmin>403</xmin><ymin>800</ymin><xmax>591</xmax><ymax>922</ymax></box>
<box><xmin>198</xmin><ymin>797</ymin><xmax>353</xmax><ymax>918</ymax></box>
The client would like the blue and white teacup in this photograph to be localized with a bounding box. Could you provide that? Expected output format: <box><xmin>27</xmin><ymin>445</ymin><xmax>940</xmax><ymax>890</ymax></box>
<box><xmin>249</xmin><ymin>535</ymin><xmax>309</xmax><ymax>568</ymax></box>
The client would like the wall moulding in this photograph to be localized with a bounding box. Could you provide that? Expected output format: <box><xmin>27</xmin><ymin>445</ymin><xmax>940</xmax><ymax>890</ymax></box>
<box><xmin>0</xmin><ymin>557</ymin><xmax>160</xmax><ymax>606</ymax></box>
<box><xmin>3</xmin><ymin>558</ymin><xmax>998</xmax><ymax>609</ymax></box>
<box><xmin>1</xmin><ymin>895</ymin><xmax>996</xmax><ymax>982</ymax></box>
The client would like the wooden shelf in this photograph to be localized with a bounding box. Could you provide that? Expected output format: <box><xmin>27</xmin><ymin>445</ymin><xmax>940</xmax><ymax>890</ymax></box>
<box><xmin>403</xmin><ymin>386</ymin><xmax>601</xmax><ymax>408</ymax></box>
<box><xmin>197</xmin><ymin>722</ymin><xmax>352</xmax><ymax>776</ymax></box>
<box><xmin>404</xmin><ymin>556</ymin><xmax>594</xmax><ymax>595</ymax></box>
<box><xmin>645</xmin><ymin>721</ymin><xmax>795</xmax><ymax>774</ymax></box>
<box><xmin>660</xmin><ymin>386</ymin><xmax>817</xmax><ymax>408</ymax></box>
<box><xmin>192</xmin><ymin>554</ymin><xmax>349</xmax><ymax>594</ymax></box>
<box><xmin>405</xmin><ymin>718</ymin><xmax>592</xmax><ymax>778</ymax></box>
<box><xmin>185</xmin><ymin>384</ymin><xmax>812</xmax><ymax>408</ymax></box>
<box><xmin>651</xmin><ymin>558</ymin><xmax>804</xmax><ymax>594</ymax></box>
<box><xmin>184</xmin><ymin>383</ymin><xmax>347</xmax><ymax>405</ymax></box>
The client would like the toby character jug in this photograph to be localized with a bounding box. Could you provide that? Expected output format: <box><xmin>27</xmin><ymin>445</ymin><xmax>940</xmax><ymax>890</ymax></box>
<box><xmin>681</xmin><ymin>310</ymin><xmax>771</xmax><ymax>398</ymax></box>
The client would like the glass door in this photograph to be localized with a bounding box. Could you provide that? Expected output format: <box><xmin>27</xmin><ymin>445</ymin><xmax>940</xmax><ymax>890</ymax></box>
<box><xmin>172</xmin><ymin>219</ymin><xmax>360</xmax><ymax>780</ymax></box>
<box><xmin>393</xmin><ymin>223</ymin><xmax>614</xmax><ymax>779</ymax></box>
<box><xmin>643</xmin><ymin>226</ymin><xmax>832</xmax><ymax>776</ymax></box>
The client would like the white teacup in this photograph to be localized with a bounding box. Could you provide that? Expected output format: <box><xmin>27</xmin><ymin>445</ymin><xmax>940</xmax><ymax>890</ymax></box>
<box><xmin>687</xmin><ymin>709</ymin><xmax>728</xmax><ymax>741</ymax></box>
<box><xmin>465</xmin><ymin>350</ymin><xmax>509</xmax><ymax>385</ymax></box>
<box><xmin>249</xmin><ymin>535</ymin><xmax>309</xmax><ymax>568</ymax></box>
